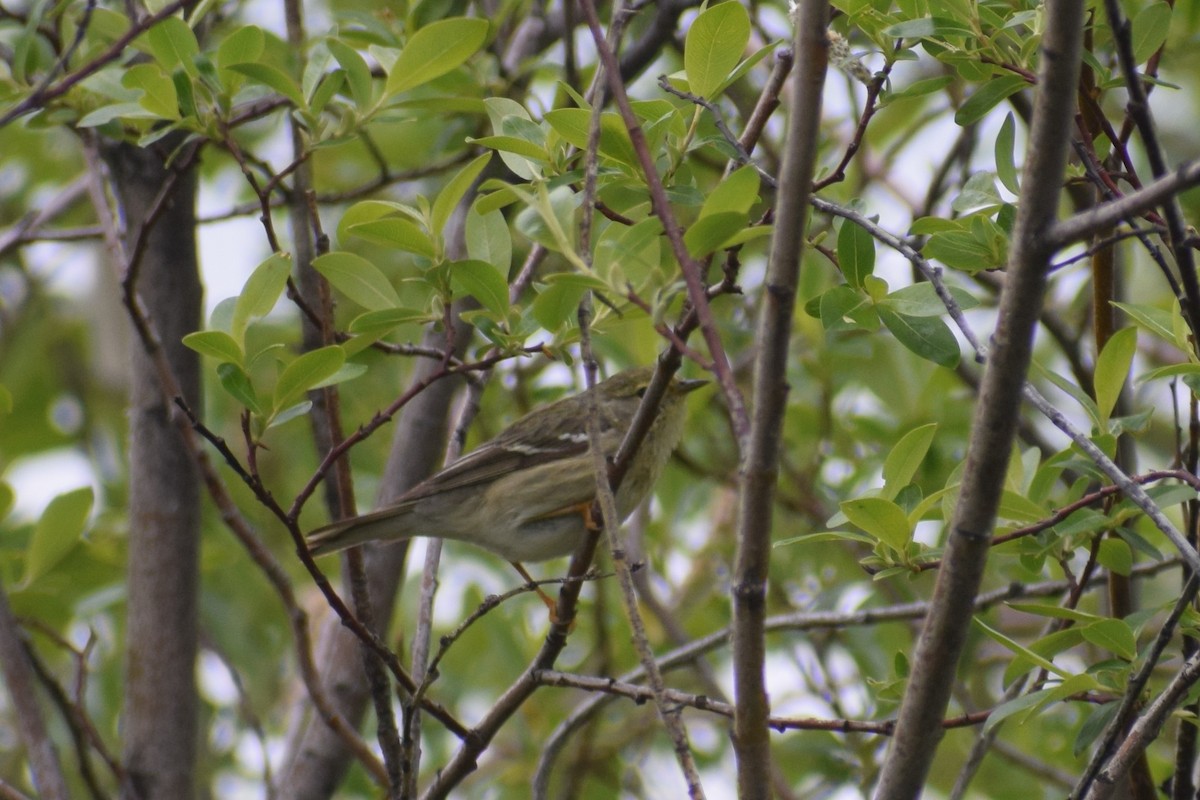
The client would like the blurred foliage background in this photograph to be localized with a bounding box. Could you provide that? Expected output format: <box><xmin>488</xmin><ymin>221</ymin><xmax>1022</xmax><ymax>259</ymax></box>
<box><xmin>3</xmin><ymin>1</ymin><xmax>1200</xmax><ymax>798</ymax></box>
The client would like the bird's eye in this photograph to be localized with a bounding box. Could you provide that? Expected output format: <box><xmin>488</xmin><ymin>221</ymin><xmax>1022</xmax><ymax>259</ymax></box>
<box><xmin>635</xmin><ymin>386</ymin><xmax>647</xmax><ymax>398</ymax></box>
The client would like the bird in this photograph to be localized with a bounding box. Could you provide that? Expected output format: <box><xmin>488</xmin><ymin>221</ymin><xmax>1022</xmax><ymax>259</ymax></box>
<box><xmin>306</xmin><ymin>367</ymin><xmax>706</xmax><ymax>577</ymax></box>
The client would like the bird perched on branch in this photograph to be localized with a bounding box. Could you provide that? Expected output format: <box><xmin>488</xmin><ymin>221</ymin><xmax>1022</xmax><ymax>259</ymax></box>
<box><xmin>306</xmin><ymin>367</ymin><xmax>705</xmax><ymax>578</ymax></box>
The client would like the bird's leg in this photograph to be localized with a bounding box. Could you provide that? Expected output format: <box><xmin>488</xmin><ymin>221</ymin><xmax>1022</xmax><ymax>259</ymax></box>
<box><xmin>509</xmin><ymin>560</ymin><xmax>559</xmax><ymax>617</ymax></box>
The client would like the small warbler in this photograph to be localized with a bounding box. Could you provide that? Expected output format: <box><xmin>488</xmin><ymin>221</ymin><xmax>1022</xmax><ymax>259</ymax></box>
<box><xmin>306</xmin><ymin>366</ymin><xmax>706</xmax><ymax>563</ymax></box>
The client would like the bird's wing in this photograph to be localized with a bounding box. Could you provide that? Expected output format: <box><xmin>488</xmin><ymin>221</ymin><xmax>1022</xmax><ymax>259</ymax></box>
<box><xmin>404</xmin><ymin>429</ymin><xmax>590</xmax><ymax>500</ymax></box>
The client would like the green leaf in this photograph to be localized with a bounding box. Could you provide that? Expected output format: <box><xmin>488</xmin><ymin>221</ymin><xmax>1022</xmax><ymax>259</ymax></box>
<box><xmin>22</xmin><ymin>487</ymin><xmax>93</xmax><ymax>588</ymax></box>
<box><xmin>1009</xmin><ymin>602</ymin><xmax>1102</xmax><ymax>625</ymax></box>
<box><xmin>683</xmin><ymin>211</ymin><xmax>747</xmax><ymax>259</ymax></box>
<box><xmin>466</xmin><ymin>135</ymin><xmax>548</xmax><ymax>163</ymax></box>
<box><xmin>347</xmin><ymin>218</ymin><xmax>436</xmax><ymax>258</ymax></box>
<box><xmin>1081</xmin><ymin>618</ymin><xmax>1137</xmax><ymax>661</ymax></box>
<box><xmin>816</xmin><ymin>284</ymin><xmax>874</xmax><ymax>332</ymax></box>
<box><xmin>837</xmin><ymin>218</ymin><xmax>875</xmax><ymax>290</ymax></box>
<box><xmin>775</xmin><ymin>530</ymin><xmax>876</xmax><ymax>548</ymax></box>
<box><xmin>228</xmin><ymin>63</ymin><xmax>306</xmax><ymax>108</ymax></box>
<box><xmin>0</xmin><ymin>482</ymin><xmax>13</xmax><ymax>522</ymax></box>
<box><xmin>684</xmin><ymin>1</ymin><xmax>751</xmax><ymax>98</ymax></box>
<box><xmin>385</xmin><ymin>17</ymin><xmax>489</xmax><ymax>97</ymax></box>
<box><xmin>77</xmin><ymin>103</ymin><xmax>161</xmax><ymax>127</ymax></box>
<box><xmin>145</xmin><ymin>15</ymin><xmax>200</xmax><ymax>77</ymax></box>
<box><xmin>995</xmin><ymin>112</ymin><xmax>1020</xmax><ymax>194</ymax></box>
<box><xmin>313</xmin><ymin>252</ymin><xmax>402</xmax><ymax>311</ymax></box>
<box><xmin>595</xmin><ymin>216</ymin><xmax>663</xmax><ymax>286</ymax></box>
<box><xmin>217</xmin><ymin>25</ymin><xmax>264</xmax><ymax>68</ymax></box>
<box><xmin>885</xmin><ymin>75</ymin><xmax>954</xmax><ymax>102</ymax></box>
<box><xmin>880</xmin><ymin>283</ymin><xmax>979</xmax><ymax>317</ymax></box>
<box><xmin>1113</xmin><ymin>301</ymin><xmax>1178</xmax><ymax>346</ymax></box>
<box><xmin>954</xmin><ymin>74</ymin><xmax>1028</xmax><ymax>126</ymax></box>
<box><xmin>924</xmin><ymin>216</ymin><xmax>1007</xmax><ymax>272</ymax></box>
<box><xmin>232</xmin><ymin>252</ymin><xmax>292</xmax><ymax>342</ymax></box>
<box><xmin>698</xmin><ymin>165</ymin><xmax>760</xmax><ymax>218</ymax></box>
<box><xmin>309</xmin><ymin>70</ymin><xmax>345</xmax><ymax>115</ymax></box>
<box><xmin>326</xmin><ymin>38</ymin><xmax>374</xmax><ymax>109</ymax></box>
<box><xmin>450</xmin><ymin>259</ymin><xmax>509</xmax><ymax>317</ymax></box>
<box><xmin>975</xmin><ymin>617</ymin><xmax>1072</xmax><ymax>680</ymax></box>
<box><xmin>465</xmin><ymin>207</ymin><xmax>513</xmax><ymax>275</ymax></box>
<box><xmin>544</xmin><ymin>108</ymin><xmax>639</xmax><ymax>168</ymax></box>
<box><xmin>267</xmin><ymin>401</ymin><xmax>313</xmax><ymax>430</ymax></box>
<box><xmin>348</xmin><ymin>308</ymin><xmax>430</xmax><ymax>334</ymax></box>
<box><xmin>532</xmin><ymin>280</ymin><xmax>587</xmax><ymax>331</ymax></box>
<box><xmin>878</xmin><ymin>306</ymin><xmax>960</xmax><ymax>367</ymax></box>
<box><xmin>882</xmin><ymin>423</ymin><xmax>938</xmax><ymax>499</ymax></box>
<box><xmin>123</xmin><ymin>63</ymin><xmax>178</xmax><ymax>119</ymax></box>
<box><xmin>1032</xmin><ymin>359</ymin><xmax>1100</xmax><ymax>427</ymax></box>
<box><xmin>1132</xmin><ymin>2</ymin><xmax>1172</xmax><ymax>65</ymax></box>
<box><xmin>274</xmin><ymin>346</ymin><xmax>346</xmax><ymax>412</ymax></box>
<box><xmin>483</xmin><ymin>98</ymin><xmax>541</xmax><ymax>180</ymax></box>
<box><xmin>217</xmin><ymin>363</ymin><xmax>263</xmax><ymax>413</ymax></box>
<box><xmin>840</xmin><ymin>497</ymin><xmax>912</xmax><ymax>551</ymax></box>
<box><xmin>432</xmin><ymin>152</ymin><xmax>492</xmax><ymax>239</ymax></box>
<box><xmin>182</xmin><ymin>331</ymin><xmax>245</xmax><ymax>366</ymax></box>
<box><xmin>1097</xmin><ymin>537</ymin><xmax>1133</xmax><ymax>577</ymax></box>
<box><xmin>1075</xmin><ymin>703</ymin><xmax>1120</xmax><ymax>757</ymax></box>
<box><xmin>1094</xmin><ymin>327</ymin><xmax>1136</xmax><ymax>425</ymax></box>
<box><xmin>981</xmin><ymin>688</ymin><xmax>1055</xmax><ymax>735</ymax></box>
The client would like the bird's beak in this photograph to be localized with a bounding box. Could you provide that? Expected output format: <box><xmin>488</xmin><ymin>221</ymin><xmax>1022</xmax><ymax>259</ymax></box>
<box><xmin>679</xmin><ymin>378</ymin><xmax>708</xmax><ymax>393</ymax></box>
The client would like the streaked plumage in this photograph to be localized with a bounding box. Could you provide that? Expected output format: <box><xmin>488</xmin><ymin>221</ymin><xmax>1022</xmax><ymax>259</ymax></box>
<box><xmin>306</xmin><ymin>367</ymin><xmax>704</xmax><ymax>562</ymax></box>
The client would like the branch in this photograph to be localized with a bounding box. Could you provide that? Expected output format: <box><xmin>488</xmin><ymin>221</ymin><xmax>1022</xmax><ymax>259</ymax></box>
<box><xmin>580</xmin><ymin>0</ymin><xmax>750</xmax><ymax>446</ymax></box>
<box><xmin>1050</xmin><ymin>159</ymin><xmax>1200</xmax><ymax>249</ymax></box>
<box><xmin>874</xmin><ymin>4</ymin><xmax>1085</xmax><ymax>796</ymax></box>
<box><xmin>0</xmin><ymin>578</ymin><xmax>68</xmax><ymax>799</ymax></box>
<box><xmin>730</xmin><ymin>2</ymin><xmax>826</xmax><ymax>796</ymax></box>
<box><xmin>0</xmin><ymin>0</ymin><xmax>189</xmax><ymax>129</ymax></box>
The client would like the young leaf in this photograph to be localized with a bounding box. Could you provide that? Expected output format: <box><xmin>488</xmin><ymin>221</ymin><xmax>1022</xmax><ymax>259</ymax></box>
<box><xmin>228</xmin><ymin>63</ymin><xmax>307</xmax><ymax>109</ymax></box>
<box><xmin>683</xmin><ymin>212</ymin><xmax>747</xmax><ymax>259</ymax></box>
<box><xmin>684</xmin><ymin>1</ymin><xmax>751</xmax><ymax>99</ymax></box>
<box><xmin>326</xmin><ymin>38</ymin><xmax>374</xmax><ymax>109</ymax></box>
<box><xmin>384</xmin><ymin>18</ymin><xmax>489</xmax><ymax>97</ymax></box>
<box><xmin>217</xmin><ymin>363</ymin><xmax>263</xmax><ymax>414</ymax></box>
<box><xmin>21</xmin><ymin>487</ymin><xmax>94</xmax><ymax>588</ymax></box>
<box><xmin>1094</xmin><ymin>327</ymin><xmax>1136</xmax><ymax>425</ymax></box>
<box><xmin>877</xmin><ymin>306</ymin><xmax>960</xmax><ymax>367</ymax></box>
<box><xmin>347</xmin><ymin>218</ymin><xmax>436</xmax><ymax>259</ymax></box>
<box><xmin>974</xmin><ymin>618</ymin><xmax>1072</xmax><ymax>680</ymax></box>
<box><xmin>144</xmin><ymin>15</ymin><xmax>200</xmax><ymax>77</ymax></box>
<box><xmin>698</xmin><ymin>165</ymin><xmax>760</xmax><ymax>218</ymax></box>
<box><xmin>954</xmin><ymin>74</ymin><xmax>1028</xmax><ymax>126</ymax></box>
<box><xmin>182</xmin><ymin>331</ymin><xmax>245</xmax><ymax>366</ymax></box>
<box><xmin>465</xmin><ymin>207</ymin><xmax>513</xmax><ymax>275</ymax></box>
<box><xmin>217</xmin><ymin>25</ymin><xmax>264</xmax><ymax>69</ymax></box>
<box><xmin>532</xmin><ymin>280</ymin><xmax>587</xmax><ymax>332</ymax></box>
<box><xmin>450</xmin><ymin>259</ymin><xmax>509</xmax><ymax>317</ymax></box>
<box><xmin>313</xmin><ymin>252</ymin><xmax>402</xmax><ymax>311</ymax></box>
<box><xmin>837</xmin><ymin>218</ymin><xmax>875</xmax><ymax>290</ymax></box>
<box><xmin>432</xmin><ymin>153</ymin><xmax>492</xmax><ymax>239</ymax></box>
<box><xmin>882</xmin><ymin>423</ymin><xmax>938</xmax><ymax>499</ymax></box>
<box><xmin>840</xmin><ymin>497</ymin><xmax>912</xmax><ymax>551</ymax></box>
<box><xmin>1131</xmin><ymin>2</ymin><xmax>1172</xmax><ymax>65</ymax></box>
<box><xmin>232</xmin><ymin>252</ymin><xmax>292</xmax><ymax>342</ymax></box>
<box><xmin>995</xmin><ymin>112</ymin><xmax>1020</xmax><ymax>194</ymax></box>
<box><xmin>1080</xmin><ymin>618</ymin><xmax>1137</xmax><ymax>661</ymax></box>
<box><xmin>1112</xmin><ymin>301</ymin><xmax>1177</xmax><ymax>346</ymax></box>
<box><xmin>273</xmin><ymin>346</ymin><xmax>346</xmax><ymax>413</ymax></box>
<box><xmin>123</xmin><ymin>63</ymin><xmax>179</xmax><ymax>120</ymax></box>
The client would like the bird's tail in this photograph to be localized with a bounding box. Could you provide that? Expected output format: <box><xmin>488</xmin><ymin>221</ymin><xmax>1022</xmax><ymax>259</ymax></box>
<box><xmin>305</xmin><ymin>507</ymin><xmax>409</xmax><ymax>555</ymax></box>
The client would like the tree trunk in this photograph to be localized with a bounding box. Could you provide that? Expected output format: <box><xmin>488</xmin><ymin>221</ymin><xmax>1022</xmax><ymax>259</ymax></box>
<box><xmin>104</xmin><ymin>138</ymin><xmax>203</xmax><ymax>800</ymax></box>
